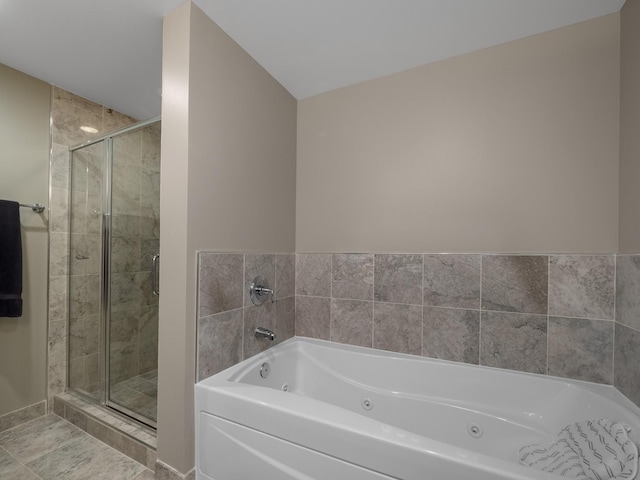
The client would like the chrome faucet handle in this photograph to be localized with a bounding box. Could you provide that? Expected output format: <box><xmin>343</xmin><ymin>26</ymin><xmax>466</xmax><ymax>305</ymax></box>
<box><xmin>249</xmin><ymin>276</ymin><xmax>275</xmax><ymax>305</ymax></box>
<box><xmin>254</xmin><ymin>286</ymin><xmax>274</xmax><ymax>301</ymax></box>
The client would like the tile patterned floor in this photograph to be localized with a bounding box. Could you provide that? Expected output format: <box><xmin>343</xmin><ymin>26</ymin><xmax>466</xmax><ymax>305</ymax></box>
<box><xmin>0</xmin><ymin>415</ymin><xmax>153</xmax><ymax>480</ymax></box>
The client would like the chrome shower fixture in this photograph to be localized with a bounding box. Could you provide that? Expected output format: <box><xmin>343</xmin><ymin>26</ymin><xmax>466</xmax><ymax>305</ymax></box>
<box><xmin>249</xmin><ymin>276</ymin><xmax>275</xmax><ymax>306</ymax></box>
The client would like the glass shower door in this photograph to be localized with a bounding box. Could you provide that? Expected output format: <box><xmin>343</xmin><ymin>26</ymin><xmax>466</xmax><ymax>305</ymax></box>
<box><xmin>107</xmin><ymin>121</ymin><xmax>160</xmax><ymax>425</ymax></box>
<box><xmin>68</xmin><ymin>117</ymin><xmax>160</xmax><ymax>429</ymax></box>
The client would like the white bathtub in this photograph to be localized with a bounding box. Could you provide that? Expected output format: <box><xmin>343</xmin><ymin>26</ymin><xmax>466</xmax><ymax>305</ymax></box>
<box><xmin>195</xmin><ymin>337</ymin><xmax>640</xmax><ymax>480</ymax></box>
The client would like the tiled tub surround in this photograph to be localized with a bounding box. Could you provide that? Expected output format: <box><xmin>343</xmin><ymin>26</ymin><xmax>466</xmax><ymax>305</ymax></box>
<box><xmin>296</xmin><ymin>253</ymin><xmax>617</xmax><ymax>384</ymax></box>
<box><xmin>615</xmin><ymin>255</ymin><xmax>640</xmax><ymax>407</ymax></box>
<box><xmin>196</xmin><ymin>252</ymin><xmax>640</xmax><ymax>412</ymax></box>
<box><xmin>197</xmin><ymin>253</ymin><xmax>296</xmax><ymax>381</ymax></box>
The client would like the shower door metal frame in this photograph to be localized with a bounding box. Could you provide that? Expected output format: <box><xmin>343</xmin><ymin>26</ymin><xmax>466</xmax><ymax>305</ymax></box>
<box><xmin>68</xmin><ymin>116</ymin><xmax>161</xmax><ymax>430</ymax></box>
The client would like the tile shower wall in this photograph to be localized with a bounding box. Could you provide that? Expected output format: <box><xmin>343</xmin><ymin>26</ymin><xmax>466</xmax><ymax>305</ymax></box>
<box><xmin>296</xmin><ymin>253</ymin><xmax>616</xmax><ymax>384</ymax></box>
<box><xmin>196</xmin><ymin>253</ymin><xmax>296</xmax><ymax>381</ymax></box>
<box><xmin>109</xmin><ymin>124</ymin><xmax>161</xmax><ymax>389</ymax></box>
<box><xmin>614</xmin><ymin>255</ymin><xmax>640</xmax><ymax>405</ymax></box>
<box><xmin>48</xmin><ymin>87</ymin><xmax>136</xmax><ymax>409</ymax></box>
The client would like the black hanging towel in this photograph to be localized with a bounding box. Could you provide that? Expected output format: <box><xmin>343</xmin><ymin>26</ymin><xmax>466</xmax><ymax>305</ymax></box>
<box><xmin>0</xmin><ymin>200</ymin><xmax>22</xmax><ymax>317</ymax></box>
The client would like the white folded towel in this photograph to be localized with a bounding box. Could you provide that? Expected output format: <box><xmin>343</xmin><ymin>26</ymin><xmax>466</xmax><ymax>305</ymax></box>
<box><xmin>519</xmin><ymin>419</ymin><xmax>638</xmax><ymax>479</ymax></box>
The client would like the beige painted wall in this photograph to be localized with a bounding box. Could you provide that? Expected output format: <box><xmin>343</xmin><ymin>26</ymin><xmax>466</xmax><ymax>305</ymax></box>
<box><xmin>158</xmin><ymin>1</ymin><xmax>296</xmax><ymax>472</ymax></box>
<box><xmin>297</xmin><ymin>14</ymin><xmax>620</xmax><ymax>254</ymax></box>
<box><xmin>619</xmin><ymin>0</ymin><xmax>640</xmax><ymax>252</ymax></box>
<box><xmin>0</xmin><ymin>63</ymin><xmax>50</xmax><ymax>416</ymax></box>
<box><xmin>158</xmin><ymin>1</ymin><xmax>192</xmax><ymax>472</ymax></box>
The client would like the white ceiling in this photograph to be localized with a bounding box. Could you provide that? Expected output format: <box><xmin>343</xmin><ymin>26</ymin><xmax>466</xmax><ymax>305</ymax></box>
<box><xmin>0</xmin><ymin>0</ymin><xmax>626</xmax><ymax>120</ymax></box>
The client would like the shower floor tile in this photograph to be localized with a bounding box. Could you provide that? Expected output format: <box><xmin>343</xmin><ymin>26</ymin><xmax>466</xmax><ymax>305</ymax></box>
<box><xmin>0</xmin><ymin>415</ymin><xmax>152</xmax><ymax>479</ymax></box>
<box><xmin>140</xmin><ymin>370</ymin><xmax>158</xmax><ymax>382</ymax></box>
<box><xmin>111</xmin><ymin>370</ymin><xmax>157</xmax><ymax>422</ymax></box>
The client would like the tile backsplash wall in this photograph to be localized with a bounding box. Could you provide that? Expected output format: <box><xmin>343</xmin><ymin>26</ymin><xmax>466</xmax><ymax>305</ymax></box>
<box><xmin>614</xmin><ymin>255</ymin><xmax>640</xmax><ymax>406</ymax></box>
<box><xmin>296</xmin><ymin>254</ymin><xmax>616</xmax><ymax>384</ymax></box>
<box><xmin>197</xmin><ymin>252</ymin><xmax>619</xmax><ymax>381</ymax></box>
<box><xmin>197</xmin><ymin>251</ymin><xmax>640</xmax><ymax>407</ymax></box>
<box><xmin>198</xmin><ymin>250</ymin><xmax>640</xmax><ymax>407</ymax></box>
<box><xmin>196</xmin><ymin>253</ymin><xmax>296</xmax><ymax>381</ymax></box>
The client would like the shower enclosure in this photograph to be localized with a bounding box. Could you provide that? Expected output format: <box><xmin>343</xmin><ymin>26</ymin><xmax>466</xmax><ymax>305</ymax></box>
<box><xmin>67</xmin><ymin>117</ymin><xmax>160</xmax><ymax>428</ymax></box>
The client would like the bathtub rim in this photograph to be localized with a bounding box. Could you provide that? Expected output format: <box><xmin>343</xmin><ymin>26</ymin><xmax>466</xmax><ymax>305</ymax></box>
<box><xmin>199</xmin><ymin>336</ymin><xmax>640</xmax><ymax>417</ymax></box>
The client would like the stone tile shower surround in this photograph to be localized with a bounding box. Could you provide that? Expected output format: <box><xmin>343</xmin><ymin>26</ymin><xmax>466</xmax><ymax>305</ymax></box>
<box><xmin>67</xmin><ymin>139</ymin><xmax>102</xmax><ymax>396</ymax></box>
<box><xmin>48</xmin><ymin>87</ymin><xmax>137</xmax><ymax>409</ymax></box>
<box><xmin>108</xmin><ymin>123</ymin><xmax>161</xmax><ymax>395</ymax></box>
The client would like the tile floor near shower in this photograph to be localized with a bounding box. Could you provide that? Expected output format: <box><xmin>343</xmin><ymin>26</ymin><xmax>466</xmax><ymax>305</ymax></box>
<box><xmin>0</xmin><ymin>415</ymin><xmax>153</xmax><ymax>480</ymax></box>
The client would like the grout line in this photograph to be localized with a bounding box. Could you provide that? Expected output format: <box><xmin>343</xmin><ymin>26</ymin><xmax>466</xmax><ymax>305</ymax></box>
<box><xmin>329</xmin><ymin>254</ymin><xmax>333</xmax><ymax>342</ymax></box>
<box><xmin>274</xmin><ymin>254</ymin><xmax>279</xmax><ymax>299</ymax></box>
<box><xmin>372</xmin><ymin>255</ymin><xmax>376</xmax><ymax>349</ymax></box>
<box><xmin>546</xmin><ymin>255</ymin><xmax>550</xmax><ymax>375</ymax></box>
<box><xmin>479</xmin><ymin>255</ymin><xmax>483</xmax><ymax>366</ymax></box>
<box><xmin>615</xmin><ymin>319</ymin><xmax>640</xmax><ymax>333</ymax></box>
<box><xmin>421</xmin><ymin>254</ymin><xmax>425</xmax><ymax>357</ymax></box>
<box><xmin>612</xmin><ymin>255</ymin><xmax>617</xmax><ymax>385</ymax></box>
<box><xmin>241</xmin><ymin>254</ymin><xmax>245</xmax><ymax>361</ymax></box>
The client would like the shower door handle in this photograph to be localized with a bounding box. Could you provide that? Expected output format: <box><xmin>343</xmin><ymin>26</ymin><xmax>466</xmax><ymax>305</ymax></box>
<box><xmin>152</xmin><ymin>254</ymin><xmax>160</xmax><ymax>296</ymax></box>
